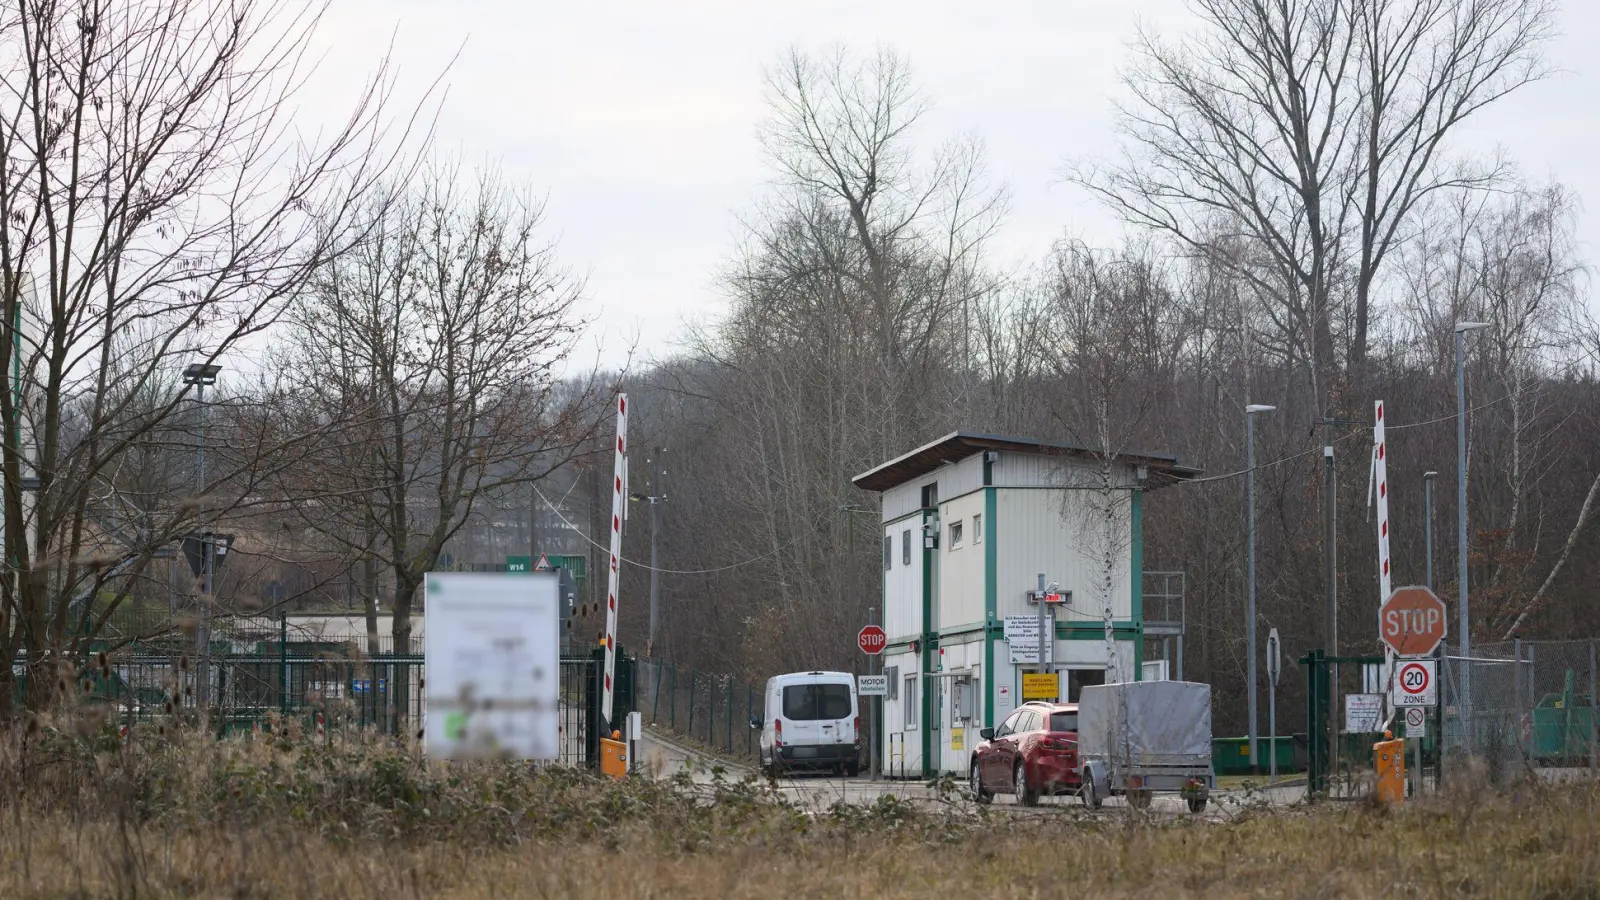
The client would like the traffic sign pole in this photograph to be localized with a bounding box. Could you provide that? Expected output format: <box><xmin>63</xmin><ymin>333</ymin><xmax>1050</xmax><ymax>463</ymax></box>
<box><xmin>1266</xmin><ymin>628</ymin><xmax>1280</xmax><ymax>780</ymax></box>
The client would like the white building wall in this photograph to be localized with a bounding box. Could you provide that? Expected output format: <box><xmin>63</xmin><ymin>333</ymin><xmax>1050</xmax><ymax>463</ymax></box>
<box><xmin>994</xmin><ymin>487</ymin><xmax>1131</xmax><ymax>623</ymax></box>
<box><xmin>938</xmin><ymin>454</ymin><xmax>985</xmax><ymax>499</ymax></box>
<box><xmin>880</xmin><ymin>648</ymin><xmax>921</xmax><ymax>775</ymax></box>
<box><xmin>992</xmin><ymin>452</ymin><xmax>1138</xmax><ymax>490</ymax></box>
<box><xmin>937</xmin><ymin>490</ymin><xmax>986</xmax><ymax>631</ymax></box>
<box><xmin>883</xmin><ymin>519</ymin><xmax>923</xmax><ymax>642</ymax></box>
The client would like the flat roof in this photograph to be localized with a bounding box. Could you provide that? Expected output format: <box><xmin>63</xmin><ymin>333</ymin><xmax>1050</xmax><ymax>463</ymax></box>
<box><xmin>851</xmin><ymin>431</ymin><xmax>1202</xmax><ymax>493</ymax></box>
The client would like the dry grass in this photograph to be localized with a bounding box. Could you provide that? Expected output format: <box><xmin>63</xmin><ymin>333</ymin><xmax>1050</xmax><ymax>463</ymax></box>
<box><xmin>2</xmin><ymin>709</ymin><xmax>1598</xmax><ymax>898</ymax></box>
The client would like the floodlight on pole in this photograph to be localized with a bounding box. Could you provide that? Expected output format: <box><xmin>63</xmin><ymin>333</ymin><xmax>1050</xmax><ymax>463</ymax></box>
<box><xmin>1245</xmin><ymin>402</ymin><xmax>1275</xmax><ymax>772</ymax></box>
<box><xmin>182</xmin><ymin>363</ymin><xmax>222</xmax><ymax>386</ymax></box>
<box><xmin>186</xmin><ymin>360</ymin><xmax>222</xmax><ymax>713</ymax></box>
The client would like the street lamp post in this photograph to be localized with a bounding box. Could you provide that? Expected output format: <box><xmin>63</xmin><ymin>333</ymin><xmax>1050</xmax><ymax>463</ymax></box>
<box><xmin>1455</xmin><ymin>323</ymin><xmax>1488</xmax><ymax>716</ymax></box>
<box><xmin>183</xmin><ymin>362</ymin><xmax>221</xmax><ymax>712</ymax></box>
<box><xmin>1245</xmin><ymin>403</ymin><xmax>1276</xmax><ymax>773</ymax></box>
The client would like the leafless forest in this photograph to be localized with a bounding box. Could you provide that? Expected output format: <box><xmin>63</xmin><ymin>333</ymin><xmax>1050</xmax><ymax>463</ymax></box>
<box><xmin>1</xmin><ymin>0</ymin><xmax>1593</xmax><ymax>735</ymax></box>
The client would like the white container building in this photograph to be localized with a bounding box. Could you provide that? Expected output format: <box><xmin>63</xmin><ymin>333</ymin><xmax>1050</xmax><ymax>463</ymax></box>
<box><xmin>852</xmin><ymin>432</ymin><xmax>1198</xmax><ymax>777</ymax></box>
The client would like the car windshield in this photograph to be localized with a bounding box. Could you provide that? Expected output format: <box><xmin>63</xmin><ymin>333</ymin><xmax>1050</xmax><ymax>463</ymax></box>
<box><xmin>782</xmin><ymin>683</ymin><xmax>852</xmax><ymax>721</ymax></box>
<box><xmin>1050</xmin><ymin>712</ymin><xmax>1079</xmax><ymax>732</ymax></box>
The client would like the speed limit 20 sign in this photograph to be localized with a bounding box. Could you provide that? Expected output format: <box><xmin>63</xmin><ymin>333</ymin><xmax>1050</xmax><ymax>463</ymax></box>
<box><xmin>1389</xmin><ymin>659</ymin><xmax>1437</xmax><ymax>707</ymax></box>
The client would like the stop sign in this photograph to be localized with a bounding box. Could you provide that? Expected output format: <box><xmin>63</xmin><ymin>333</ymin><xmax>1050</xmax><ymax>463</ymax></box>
<box><xmin>1379</xmin><ymin>586</ymin><xmax>1448</xmax><ymax>657</ymax></box>
<box><xmin>858</xmin><ymin>625</ymin><xmax>886</xmax><ymax>655</ymax></box>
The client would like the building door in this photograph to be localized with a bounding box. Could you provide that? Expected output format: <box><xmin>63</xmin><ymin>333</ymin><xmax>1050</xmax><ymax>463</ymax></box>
<box><xmin>1066</xmin><ymin>667</ymin><xmax>1107</xmax><ymax>702</ymax></box>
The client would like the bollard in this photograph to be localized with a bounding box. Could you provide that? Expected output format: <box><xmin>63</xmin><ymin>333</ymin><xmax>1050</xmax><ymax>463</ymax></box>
<box><xmin>600</xmin><ymin>729</ymin><xmax>629</xmax><ymax>780</ymax></box>
<box><xmin>1374</xmin><ymin>731</ymin><xmax>1405</xmax><ymax>805</ymax></box>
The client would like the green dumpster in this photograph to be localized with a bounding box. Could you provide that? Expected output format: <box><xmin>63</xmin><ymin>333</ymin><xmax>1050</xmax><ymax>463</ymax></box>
<box><xmin>1212</xmin><ymin>736</ymin><xmax>1300</xmax><ymax>774</ymax></box>
<box><xmin>1530</xmin><ymin>669</ymin><xmax>1595</xmax><ymax>763</ymax></box>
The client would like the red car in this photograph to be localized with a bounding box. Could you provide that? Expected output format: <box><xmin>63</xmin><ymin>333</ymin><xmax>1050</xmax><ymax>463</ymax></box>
<box><xmin>970</xmin><ymin>701</ymin><xmax>1079</xmax><ymax>806</ymax></box>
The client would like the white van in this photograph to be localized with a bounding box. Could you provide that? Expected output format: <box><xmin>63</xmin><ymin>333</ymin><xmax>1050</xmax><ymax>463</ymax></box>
<box><xmin>750</xmin><ymin>671</ymin><xmax>860</xmax><ymax>777</ymax></box>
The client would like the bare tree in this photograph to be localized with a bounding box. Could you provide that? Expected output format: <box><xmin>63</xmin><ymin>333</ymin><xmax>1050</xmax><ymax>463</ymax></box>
<box><xmin>1071</xmin><ymin>0</ymin><xmax>1555</xmax><ymax>398</ymax></box>
<box><xmin>0</xmin><ymin>0</ymin><xmax>420</xmax><ymax>712</ymax></box>
<box><xmin>275</xmin><ymin>161</ymin><xmax>599</xmax><ymax>655</ymax></box>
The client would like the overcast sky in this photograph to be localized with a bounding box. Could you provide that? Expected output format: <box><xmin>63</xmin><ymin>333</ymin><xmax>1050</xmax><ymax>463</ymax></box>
<box><xmin>302</xmin><ymin>1</ymin><xmax>1600</xmax><ymax>372</ymax></box>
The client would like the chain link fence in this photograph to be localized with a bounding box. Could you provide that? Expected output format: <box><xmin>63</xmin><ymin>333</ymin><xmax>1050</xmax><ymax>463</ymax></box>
<box><xmin>1443</xmin><ymin>639</ymin><xmax>1599</xmax><ymax>780</ymax></box>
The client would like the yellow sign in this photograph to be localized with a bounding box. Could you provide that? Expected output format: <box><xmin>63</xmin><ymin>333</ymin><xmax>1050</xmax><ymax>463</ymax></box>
<box><xmin>950</xmin><ymin>727</ymin><xmax>964</xmax><ymax>752</ymax></box>
<box><xmin>1022</xmin><ymin>673</ymin><xmax>1058</xmax><ymax>701</ymax></box>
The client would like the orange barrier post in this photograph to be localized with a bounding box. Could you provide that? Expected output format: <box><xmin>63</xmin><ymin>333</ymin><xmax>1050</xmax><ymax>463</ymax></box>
<box><xmin>600</xmin><ymin>729</ymin><xmax>628</xmax><ymax>780</ymax></box>
<box><xmin>1374</xmin><ymin>731</ymin><xmax>1405</xmax><ymax>805</ymax></box>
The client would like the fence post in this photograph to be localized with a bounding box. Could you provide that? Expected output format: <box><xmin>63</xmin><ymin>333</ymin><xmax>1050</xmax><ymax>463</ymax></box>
<box><xmin>279</xmin><ymin>610</ymin><xmax>289</xmax><ymax>717</ymax></box>
<box><xmin>651</xmin><ymin>661</ymin><xmax>662</xmax><ymax>724</ymax></box>
<box><xmin>687</xmin><ymin>670</ymin><xmax>696</xmax><ymax>739</ymax></box>
<box><xmin>747</xmin><ymin>686</ymin><xmax>755</xmax><ymax>757</ymax></box>
<box><xmin>1590</xmin><ymin>640</ymin><xmax>1597</xmax><ymax>773</ymax></box>
<box><xmin>726</xmin><ymin>679</ymin><xmax>733</xmax><ymax>752</ymax></box>
<box><xmin>668</xmin><ymin>662</ymin><xmax>677</xmax><ymax>731</ymax></box>
<box><xmin>708</xmin><ymin>675</ymin><xmax>716</xmax><ymax>747</ymax></box>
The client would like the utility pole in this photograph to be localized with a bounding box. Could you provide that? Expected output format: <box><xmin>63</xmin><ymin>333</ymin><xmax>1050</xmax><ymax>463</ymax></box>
<box><xmin>1313</xmin><ymin>413</ymin><xmax>1350</xmax><ymax>796</ymax></box>
<box><xmin>1424</xmin><ymin>472</ymin><xmax>1438</xmax><ymax>591</ymax></box>
<box><xmin>1245</xmin><ymin>404</ymin><xmax>1275</xmax><ymax>773</ymax></box>
<box><xmin>629</xmin><ymin>447</ymin><xmax>667</xmax><ymax>658</ymax></box>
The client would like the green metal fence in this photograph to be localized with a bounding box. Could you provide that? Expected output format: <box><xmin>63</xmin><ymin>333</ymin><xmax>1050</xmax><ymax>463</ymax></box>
<box><xmin>637</xmin><ymin>659</ymin><xmax>762</xmax><ymax>763</ymax></box>
<box><xmin>18</xmin><ymin>643</ymin><xmax>631</xmax><ymax>769</ymax></box>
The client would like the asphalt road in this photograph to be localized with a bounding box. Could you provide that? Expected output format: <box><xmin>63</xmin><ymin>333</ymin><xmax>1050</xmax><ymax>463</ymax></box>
<box><xmin>637</xmin><ymin>728</ymin><xmax>1306</xmax><ymax>817</ymax></box>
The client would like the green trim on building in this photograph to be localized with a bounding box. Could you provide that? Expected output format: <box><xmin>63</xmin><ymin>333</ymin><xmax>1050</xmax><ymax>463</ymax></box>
<box><xmin>1131</xmin><ymin>488</ymin><xmax>1144</xmax><ymax>680</ymax></box>
<box><xmin>1057</xmin><ymin>621</ymin><xmax>1142</xmax><ymax>639</ymax></box>
<box><xmin>983</xmin><ymin>479</ymin><xmax>997</xmax><ymax>727</ymax></box>
<box><xmin>920</xmin><ymin>507</ymin><xmax>936</xmax><ymax>777</ymax></box>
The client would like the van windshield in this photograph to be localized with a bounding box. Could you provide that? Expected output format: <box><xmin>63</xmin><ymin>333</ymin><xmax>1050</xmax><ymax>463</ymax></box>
<box><xmin>782</xmin><ymin>684</ymin><xmax>852</xmax><ymax>721</ymax></box>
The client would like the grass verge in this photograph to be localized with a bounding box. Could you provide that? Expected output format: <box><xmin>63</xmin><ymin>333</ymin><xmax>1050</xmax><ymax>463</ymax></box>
<box><xmin>1</xmin><ymin>709</ymin><xmax>1597</xmax><ymax>898</ymax></box>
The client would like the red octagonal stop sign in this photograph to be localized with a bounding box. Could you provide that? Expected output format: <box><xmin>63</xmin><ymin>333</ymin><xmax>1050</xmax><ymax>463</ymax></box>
<box><xmin>858</xmin><ymin>625</ymin><xmax>886</xmax><ymax>655</ymax></box>
<box><xmin>1379</xmin><ymin>586</ymin><xmax>1448</xmax><ymax>657</ymax></box>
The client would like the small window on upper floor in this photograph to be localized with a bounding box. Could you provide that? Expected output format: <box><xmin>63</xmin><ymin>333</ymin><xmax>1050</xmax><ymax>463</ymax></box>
<box><xmin>948</xmin><ymin>521</ymin><xmax>963</xmax><ymax>550</ymax></box>
<box><xmin>902</xmin><ymin>529</ymin><xmax>911</xmax><ymax>566</ymax></box>
<box><xmin>883</xmin><ymin>535</ymin><xmax>892</xmax><ymax>571</ymax></box>
<box><xmin>973</xmin><ymin>514</ymin><xmax>983</xmax><ymax>544</ymax></box>
<box><xmin>921</xmin><ymin>483</ymin><xmax>939</xmax><ymax>509</ymax></box>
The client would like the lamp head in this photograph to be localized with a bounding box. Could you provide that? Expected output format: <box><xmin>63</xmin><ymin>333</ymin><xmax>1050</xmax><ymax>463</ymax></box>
<box><xmin>1245</xmin><ymin>404</ymin><xmax>1276</xmax><ymax>414</ymax></box>
<box><xmin>1454</xmin><ymin>321</ymin><xmax>1490</xmax><ymax>334</ymax></box>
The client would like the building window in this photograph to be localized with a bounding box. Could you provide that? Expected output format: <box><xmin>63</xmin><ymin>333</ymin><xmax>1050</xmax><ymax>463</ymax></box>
<box><xmin>883</xmin><ymin>535</ymin><xmax>892</xmax><ymax>571</ymax></box>
<box><xmin>902</xmin><ymin>529</ymin><xmax>911</xmax><ymax>566</ymax></box>
<box><xmin>885</xmin><ymin>666</ymin><xmax>899</xmax><ymax>700</ymax></box>
<box><xmin>920</xmin><ymin>483</ymin><xmax>938</xmax><ymax>508</ymax></box>
<box><xmin>973</xmin><ymin>514</ymin><xmax>983</xmax><ymax>544</ymax></box>
<box><xmin>948</xmin><ymin>521</ymin><xmax>963</xmax><ymax>549</ymax></box>
<box><xmin>904</xmin><ymin>675</ymin><xmax>918</xmax><ymax>729</ymax></box>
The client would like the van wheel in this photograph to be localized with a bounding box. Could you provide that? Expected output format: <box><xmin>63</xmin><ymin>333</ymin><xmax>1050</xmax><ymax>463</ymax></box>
<box><xmin>846</xmin><ymin>760</ymin><xmax>860</xmax><ymax>778</ymax></box>
<box><xmin>1187</xmin><ymin>796</ymin><xmax>1208</xmax><ymax>814</ymax></box>
<box><xmin>1014</xmin><ymin>761</ymin><xmax>1040</xmax><ymax>807</ymax></box>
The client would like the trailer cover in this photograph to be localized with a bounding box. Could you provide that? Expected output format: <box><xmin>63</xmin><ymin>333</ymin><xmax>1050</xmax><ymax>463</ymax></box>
<box><xmin>1078</xmin><ymin>680</ymin><xmax>1213</xmax><ymax>767</ymax></box>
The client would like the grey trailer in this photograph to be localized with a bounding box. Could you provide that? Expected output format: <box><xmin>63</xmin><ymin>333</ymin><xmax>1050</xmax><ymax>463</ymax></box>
<box><xmin>1077</xmin><ymin>680</ymin><xmax>1214</xmax><ymax>812</ymax></box>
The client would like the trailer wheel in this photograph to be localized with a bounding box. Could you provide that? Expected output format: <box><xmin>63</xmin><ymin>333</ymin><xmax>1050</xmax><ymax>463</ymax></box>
<box><xmin>1080</xmin><ymin>776</ymin><xmax>1102</xmax><ymax>809</ymax></box>
<box><xmin>1128</xmin><ymin>789</ymin><xmax>1153</xmax><ymax>810</ymax></box>
<box><xmin>1187</xmin><ymin>796</ymin><xmax>1208</xmax><ymax>814</ymax></box>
